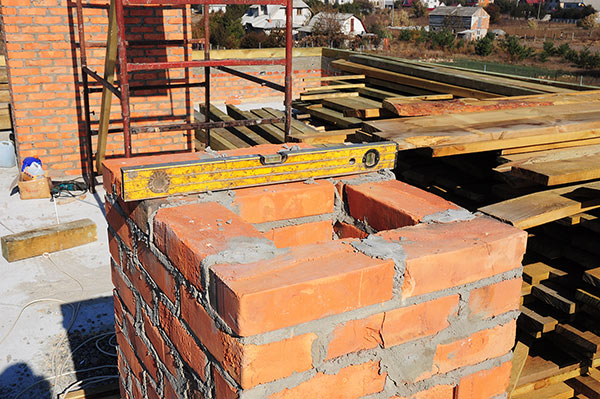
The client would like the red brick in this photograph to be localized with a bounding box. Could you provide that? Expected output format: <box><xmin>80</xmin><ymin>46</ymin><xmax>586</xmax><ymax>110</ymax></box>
<box><xmin>153</xmin><ymin>202</ymin><xmax>263</xmax><ymax>291</ymax></box>
<box><xmin>326</xmin><ymin>312</ymin><xmax>384</xmax><ymax>360</ymax></box>
<box><xmin>393</xmin><ymin>384</ymin><xmax>455</xmax><ymax>399</ymax></box>
<box><xmin>326</xmin><ymin>294</ymin><xmax>459</xmax><ymax>359</ymax></box>
<box><xmin>345</xmin><ymin>180</ymin><xmax>459</xmax><ymax>231</ymax></box>
<box><xmin>113</xmin><ymin>290</ymin><xmax>124</xmax><ymax>327</ymax></box>
<box><xmin>212</xmin><ymin>366</ymin><xmax>238</xmax><ymax>399</ymax></box>
<box><xmin>433</xmin><ymin>320</ymin><xmax>517</xmax><ymax>375</ymax></box>
<box><xmin>164</xmin><ymin>376</ymin><xmax>178</xmax><ymax>399</ymax></box>
<box><xmin>382</xmin><ymin>294</ymin><xmax>460</xmax><ymax>348</ymax></box>
<box><xmin>141</xmin><ymin>308</ymin><xmax>177</xmax><ymax>376</ymax></box>
<box><xmin>138</xmin><ymin>241</ymin><xmax>177</xmax><ymax>303</ymax></box>
<box><xmin>108</xmin><ymin>229</ymin><xmax>121</xmax><ymax>267</ymax></box>
<box><xmin>468</xmin><ymin>278</ymin><xmax>522</xmax><ymax>320</ymax></box>
<box><xmin>112</xmin><ymin>261</ymin><xmax>136</xmax><ymax>316</ymax></box>
<box><xmin>106</xmin><ymin>201</ymin><xmax>134</xmax><ymax>250</ymax></box>
<box><xmin>180</xmin><ymin>287</ymin><xmax>316</xmax><ymax>389</ymax></box>
<box><xmin>269</xmin><ymin>361</ymin><xmax>386</xmax><ymax>399</ymax></box>
<box><xmin>116</xmin><ymin>327</ymin><xmax>144</xmax><ymax>383</ymax></box>
<box><xmin>211</xmin><ymin>240</ymin><xmax>395</xmax><ymax>336</ymax></box>
<box><xmin>378</xmin><ymin>217</ymin><xmax>527</xmax><ymax>298</ymax></box>
<box><xmin>232</xmin><ymin>181</ymin><xmax>334</xmax><ymax>224</ymax></box>
<box><xmin>264</xmin><ymin>220</ymin><xmax>332</xmax><ymax>248</ymax></box>
<box><xmin>123</xmin><ymin>259</ymin><xmax>153</xmax><ymax>307</ymax></box>
<box><xmin>333</xmin><ymin>221</ymin><xmax>368</xmax><ymax>239</ymax></box>
<box><xmin>456</xmin><ymin>362</ymin><xmax>512</xmax><ymax>399</ymax></box>
<box><xmin>159</xmin><ymin>302</ymin><xmax>208</xmax><ymax>381</ymax></box>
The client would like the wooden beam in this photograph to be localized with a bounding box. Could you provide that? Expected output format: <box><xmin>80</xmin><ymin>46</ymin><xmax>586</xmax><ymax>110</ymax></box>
<box><xmin>300</xmin><ymin>91</ymin><xmax>359</xmax><ymax>101</ymax></box>
<box><xmin>305</xmin><ymin>105</ymin><xmax>362</xmax><ymax>128</ymax></box>
<box><xmin>502</xmin><ymin>137</ymin><xmax>600</xmax><ymax>155</ymax></box>
<box><xmin>304</xmin><ymin>74</ymin><xmax>365</xmax><ymax>82</ymax></box>
<box><xmin>198</xmin><ymin>105</ymin><xmax>269</xmax><ymax>146</ymax></box>
<box><xmin>511</xmin><ymin>155</ymin><xmax>600</xmax><ymax>186</ymax></box>
<box><xmin>332</xmin><ymin>59</ymin><xmax>500</xmax><ymax>99</ymax></box>
<box><xmin>2</xmin><ymin>219</ymin><xmax>97</xmax><ymax>262</ymax></box>
<box><xmin>479</xmin><ymin>181</ymin><xmax>600</xmax><ymax>230</ymax></box>
<box><xmin>289</xmin><ymin>128</ymin><xmax>357</xmax><ymax>144</ymax></box>
<box><xmin>508</xmin><ymin>341</ymin><xmax>530</xmax><ymax>397</ymax></box>
<box><xmin>226</xmin><ymin>104</ymin><xmax>283</xmax><ymax>143</ymax></box>
<box><xmin>303</xmin><ymin>82</ymin><xmax>366</xmax><ymax>92</ymax></box>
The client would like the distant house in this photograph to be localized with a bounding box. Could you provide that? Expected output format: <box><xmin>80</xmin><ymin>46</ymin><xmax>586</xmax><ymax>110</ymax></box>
<box><xmin>465</xmin><ymin>0</ymin><xmax>494</xmax><ymax>6</ymax></box>
<box><xmin>429</xmin><ymin>6</ymin><xmax>489</xmax><ymax>39</ymax></box>
<box><xmin>298</xmin><ymin>12</ymin><xmax>367</xmax><ymax>36</ymax></box>
<box><xmin>402</xmin><ymin>0</ymin><xmax>443</xmax><ymax>10</ymax></box>
<box><xmin>241</xmin><ymin>0</ymin><xmax>312</xmax><ymax>35</ymax></box>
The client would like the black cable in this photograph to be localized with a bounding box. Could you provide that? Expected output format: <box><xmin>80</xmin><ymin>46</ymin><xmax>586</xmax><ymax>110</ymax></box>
<box><xmin>50</xmin><ymin>178</ymin><xmax>89</xmax><ymax>199</ymax></box>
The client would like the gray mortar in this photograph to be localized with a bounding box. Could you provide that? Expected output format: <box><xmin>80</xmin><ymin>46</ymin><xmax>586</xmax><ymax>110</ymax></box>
<box><xmin>421</xmin><ymin>208</ymin><xmax>476</xmax><ymax>224</ymax></box>
<box><xmin>252</xmin><ymin>213</ymin><xmax>333</xmax><ymax>233</ymax></box>
<box><xmin>334</xmin><ymin>169</ymin><xmax>396</xmax><ymax>186</ymax></box>
<box><xmin>351</xmin><ymin>235</ymin><xmax>407</xmax><ymax>296</ymax></box>
<box><xmin>332</xmin><ymin>184</ymin><xmax>376</xmax><ymax>235</ymax></box>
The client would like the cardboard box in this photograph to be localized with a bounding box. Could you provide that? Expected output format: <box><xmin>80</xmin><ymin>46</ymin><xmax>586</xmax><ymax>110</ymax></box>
<box><xmin>18</xmin><ymin>172</ymin><xmax>52</xmax><ymax>200</ymax></box>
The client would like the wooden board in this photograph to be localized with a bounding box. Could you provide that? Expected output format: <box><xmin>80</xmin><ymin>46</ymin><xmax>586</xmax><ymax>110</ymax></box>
<box><xmin>1</xmin><ymin>219</ymin><xmax>97</xmax><ymax>262</ymax></box>
<box><xmin>197</xmin><ymin>106</ymin><xmax>269</xmax><ymax>146</ymax></box>
<box><xmin>496</xmin><ymin>144</ymin><xmax>600</xmax><ymax>173</ymax></box>
<box><xmin>523</xmin><ymin>262</ymin><xmax>565</xmax><ymax>285</ymax></box>
<box><xmin>303</xmin><ymin>82</ymin><xmax>365</xmax><ymax>92</ymax></box>
<box><xmin>288</xmin><ymin>128</ymin><xmax>357</xmax><ymax>144</ymax></box>
<box><xmin>568</xmin><ymin>376</ymin><xmax>600</xmax><ymax>399</ymax></box>
<box><xmin>502</xmin><ymin>137</ymin><xmax>600</xmax><ymax>155</ymax></box>
<box><xmin>305</xmin><ymin>105</ymin><xmax>362</xmax><ymax>128</ymax></box>
<box><xmin>509</xmin><ymin>341</ymin><xmax>531</xmax><ymax>396</ymax></box>
<box><xmin>226</xmin><ymin>104</ymin><xmax>283</xmax><ymax>143</ymax></box>
<box><xmin>300</xmin><ymin>91</ymin><xmax>359</xmax><ymax>101</ymax></box>
<box><xmin>583</xmin><ymin>268</ymin><xmax>600</xmax><ymax>289</ymax></box>
<box><xmin>479</xmin><ymin>181</ymin><xmax>600</xmax><ymax>230</ymax></box>
<box><xmin>64</xmin><ymin>382</ymin><xmax>119</xmax><ymax>399</ymax></box>
<box><xmin>511</xmin><ymin>155</ymin><xmax>600</xmax><ymax>186</ymax></box>
<box><xmin>512</xmin><ymin>382</ymin><xmax>574</xmax><ymax>399</ymax></box>
<box><xmin>322</xmin><ymin>97</ymin><xmax>384</xmax><ymax>119</ymax></box>
<box><xmin>332</xmin><ymin>59</ymin><xmax>500</xmax><ymax>99</ymax></box>
<box><xmin>304</xmin><ymin>74</ymin><xmax>365</xmax><ymax>82</ymax></box>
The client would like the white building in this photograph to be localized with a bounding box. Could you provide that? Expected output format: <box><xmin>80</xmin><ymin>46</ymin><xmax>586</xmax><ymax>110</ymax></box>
<box><xmin>241</xmin><ymin>0</ymin><xmax>312</xmax><ymax>34</ymax></box>
<box><xmin>298</xmin><ymin>12</ymin><xmax>367</xmax><ymax>36</ymax></box>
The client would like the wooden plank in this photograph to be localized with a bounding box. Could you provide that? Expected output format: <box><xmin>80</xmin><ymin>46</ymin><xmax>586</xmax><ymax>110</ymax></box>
<box><xmin>304</xmin><ymin>74</ymin><xmax>365</xmax><ymax>82</ymax></box>
<box><xmin>195</xmin><ymin>126</ymin><xmax>250</xmax><ymax>150</ymax></box>
<box><xmin>332</xmin><ymin>59</ymin><xmax>500</xmax><ymax>99</ymax></box>
<box><xmin>193</xmin><ymin>46</ymin><xmax>322</xmax><ymax>60</ymax></box>
<box><xmin>568</xmin><ymin>376</ymin><xmax>600</xmax><ymax>399</ymax></box>
<box><xmin>289</xmin><ymin>128</ymin><xmax>356</xmax><ymax>144</ymax></box>
<box><xmin>197</xmin><ymin>106</ymin><xmax>270</xmax><ymax>146</ymax></box>
<box><xmin>518</xmin><ymin>306</ymin><xmax>558</xmax><ymax>337</ymax></box>
<box><xmin>512</xmin><ymin>156</ymin><xmax>600</xmax><ymax>186</ymax></box>
<box><xmin>497</xmin><ymin>144</ymin><xmax>600</xmax><ymax>174</ymax></box>
<box><xmin>512</xmin><ymin>382</ymin><xmax>574</xmax><ymax>399</ymax></box>
<box><xmin>303</xmin><ymin>82</ymin><xmax>365</xmax><ymax>92</ymax></box>
<box><xmin>366</xmin><ymin>77</ymin><xmax>435</xmax><ymax>96</ymax></box>
<box><xmin>502</xmin><ymin>137</ymin><xmax>600</xmax><ymax>155</ymax></box>
<box><xmin>349</xmin><ymin>54</ymin><xmax>559</xmax><ymax>97</ymax></box>
<box><xmin>322</xmin><ymin>97</ymin><xmax>384</xmax><ymax>119</ymax></box>
<box><xmin>299</xmin><ymin>91</ymin><xmax>359</xmax><ymax>101</ymax></box>
<box><xmin>226</xmin><ymin>104</ymin><xmax>283</xmax><ymax>143</ymax></box>
<box><xmin>523</xmin><ymin>262</ymin><xmax>564</xmax><ymax>285</ymax></box>
<box><xmin>479</xmin><ymin>181</ymin><xmax>600</xmax><ymax>230</ymax></box>
<box><xmin>1</xmin><ymin>219</ymin><xmax>97</xmax><ymax>262</ymax></box>
<box><xmin>305</xmin><ymin>105</ymin><xmax>362</xmax><ymax>129</ymax></box>
<box><xmin>556</xmin><ymin>324</ymin><xmax>600</xmax><ymax>354</ymax></box>
<box><xmin>95</xmin><ymin>0</ymin><xmax>118</xmax><ymax>174</ymax></box>
<box><xmin>508</xmin><ymin>341</ymin><xmax>530</xmax><ymax>396</ymax></box>
<box><xmin>583</xmin><ymin>268</ymin><xmax>600</xmax><ymax>289</ymax></box>
<box><xmin>357</xmin><ymin>87</ymin><xmax>404</xmax><ymax>101</ymax></box>
<box><xmin>261</xmin><ymin>107</ymin><xmax>320</xmax><ymax>135</ymax></box>
<box><xmin>250</xmin><ymin>108</ymin><xmax>304</xmax><ymax>138</ymax></box>
<box><xmin>532</xmin><ymin>284</ymin><xmax>576</xmax><ymax>314</ymax></box>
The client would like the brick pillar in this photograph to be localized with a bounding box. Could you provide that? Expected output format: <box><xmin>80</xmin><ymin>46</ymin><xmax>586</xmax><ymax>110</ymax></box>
<box><xmin>0</xmin><ymin>0</ymin><xmax>193</xmax><ymax>177</ymax></box>
<box><xmin>103</xmin><ymin>145</ymin><xmax>527</xmax><ymax>399</ymax></box>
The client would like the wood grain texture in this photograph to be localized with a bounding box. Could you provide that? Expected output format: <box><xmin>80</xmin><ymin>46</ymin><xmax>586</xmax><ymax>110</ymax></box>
<box><xmin>1</xmin><ymin>219</ymin><xmax>97</xmax><ymax>262</ymax></box>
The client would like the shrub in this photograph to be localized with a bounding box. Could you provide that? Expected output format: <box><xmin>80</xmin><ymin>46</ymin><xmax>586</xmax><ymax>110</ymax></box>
<box><xmin>475</xmin><ymin>35</ymin><xmax>493</xmax><ymax>56</ymax></box>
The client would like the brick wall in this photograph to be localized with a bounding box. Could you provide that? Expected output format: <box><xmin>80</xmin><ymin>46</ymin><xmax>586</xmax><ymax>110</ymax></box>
<box><xmin>103</xmin><ymin>145</ymin><xmax>527</xmax><ymax>399</ymax></box>
<box><xmin>0</xmin><ymin>0</ymin><xmax>323</xmax><ymax>177</ymax></box>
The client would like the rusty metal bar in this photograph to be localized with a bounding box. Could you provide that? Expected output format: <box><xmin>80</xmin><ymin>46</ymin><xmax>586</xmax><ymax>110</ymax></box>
<box><xmin>130</xmin><ymin>117</ymin><xmax>284</xmax><ymax>134</ymax></box>
<box><xmin>83</xmin><ymin>39</ymin><xmax>204</xmax><ymax>48</ymax></box>
<box><xmin>203</xmin><ymin>4</ymin><xmax>211</xmax><ymax>148</ymax></box>
<box><xmin>83</xmin><ymin>67</ymin><xmax>122</xmax><ymax>99</ymax></box>
<box><xmin>284</xmin><ymin>0</ymin><xmax>292</xmax><ymax>142</ymax></box>
<box><xmin>88</xmin><ymin>81</ymin><xmax>205</xmax><ymax>94</ymax></box>
<box><xmin>124</xmin><ymin>0</ymin><xmax>286</xmax><ymax>5</ymax></box>
<box><xmin>115</xmin><ymin>0</ymin><xmax>132</xmax><ymax>157</ymax></box>
<box><xmin>127</xmin><ymin>58</ymin><xmax>286</xmax><ymax>72</ymax></box>
<box><xmin>75</xmin><ymin>0</ymin><xmax>96</xmax><ymax>192</ymax></box>
<box><xmin>216</xmin><ymin>66</ymin><xmax>285</xmax><ymax>92</ymax></box>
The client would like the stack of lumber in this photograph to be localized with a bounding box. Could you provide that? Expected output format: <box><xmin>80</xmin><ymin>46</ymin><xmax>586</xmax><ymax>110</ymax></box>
<box><xmin>0</xmin><ymin>58</ymin><xmax>11</xmax><ymax>131</ymax></box>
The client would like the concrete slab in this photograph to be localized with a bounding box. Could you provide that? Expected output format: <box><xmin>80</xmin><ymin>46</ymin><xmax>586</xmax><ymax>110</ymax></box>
<box><xmin>0</xmin><ymin>165</ymin><xmax>115</xmax><ymax>398</ymax></box>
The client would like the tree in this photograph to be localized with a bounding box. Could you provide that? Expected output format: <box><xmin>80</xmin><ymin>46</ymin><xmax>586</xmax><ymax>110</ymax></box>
<box><xmin>502</xmin><ymin>35</ymin><xmax>534</xmax><ymax>61</ymax></box>
<box><xmin>412</xmin><ymin>0</ymin><xmax>426</xmax><ymax>18</ymax></box>
<box><xmin>578</xmin><ymin>13</ymin><xmax>599</xmax><ymax>29</ymax></box>
<box><xmin>475</xmin><ymin>35</ymin><xmax>493</xmax><ymax>56</ymax></box>
<box><xmin>485</xmin><ymin>3</ymin><xmax>501</xmax><ymax>24</ymax></box>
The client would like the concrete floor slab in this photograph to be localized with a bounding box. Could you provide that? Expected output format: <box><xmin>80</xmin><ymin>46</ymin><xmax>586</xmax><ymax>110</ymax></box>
<box><xmin>0</xmin><ymin>166</ymin><xmax>115</xmax><ymax>399</ymax></box>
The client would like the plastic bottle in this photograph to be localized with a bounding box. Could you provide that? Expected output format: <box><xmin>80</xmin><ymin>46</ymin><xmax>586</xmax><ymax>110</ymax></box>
<box><xmin>0</xmin><ymin>140</ymin><xmax>16</xmax><ymax>168</ymax></box>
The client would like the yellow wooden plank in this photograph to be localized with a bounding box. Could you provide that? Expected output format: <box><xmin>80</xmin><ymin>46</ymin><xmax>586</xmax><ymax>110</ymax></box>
<box><xmin>1</xmin><ymin>219</ymin><xmax>97</xmax><ymax>262</ymax></box>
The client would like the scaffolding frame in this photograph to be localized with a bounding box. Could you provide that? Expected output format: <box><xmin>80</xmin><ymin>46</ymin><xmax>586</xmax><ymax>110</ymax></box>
<box><xmin>74</xmin><ymin>0</ymin><xmax>293</xmax><ymax>192</ymax></box>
